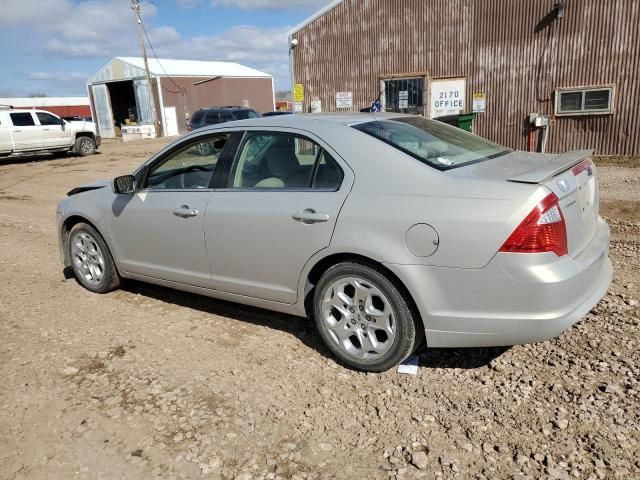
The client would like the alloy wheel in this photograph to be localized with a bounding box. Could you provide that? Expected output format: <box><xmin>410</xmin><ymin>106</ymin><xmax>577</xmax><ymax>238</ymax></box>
<box><xmin>321</xmin><ymin>277</ymin><xmax>396</xmax><ymax>360</ymax></box>
<box><xmin>71</xmin><ymin>231</ymin><xmax>105</xmax><ymax>286</ymax></box>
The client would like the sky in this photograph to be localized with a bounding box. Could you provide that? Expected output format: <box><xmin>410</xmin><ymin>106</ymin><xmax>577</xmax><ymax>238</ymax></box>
<box><xmin>0</xmin><ymin>0</ymin><xmax>332</xmax><ymax>97</ymax></box>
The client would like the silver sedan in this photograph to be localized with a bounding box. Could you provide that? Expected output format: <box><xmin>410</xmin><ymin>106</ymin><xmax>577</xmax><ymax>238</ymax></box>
<box><xmin>57</xmin><ymin>114</ymin><xmax>612</xmax><ymax>372</ymax></box>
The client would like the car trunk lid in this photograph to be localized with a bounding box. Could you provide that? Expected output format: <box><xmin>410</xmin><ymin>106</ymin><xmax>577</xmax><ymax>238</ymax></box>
<box><xmin>449</xmin><ymin>149</ymin><xmax>599</xmax><ymax>257</ymax></box>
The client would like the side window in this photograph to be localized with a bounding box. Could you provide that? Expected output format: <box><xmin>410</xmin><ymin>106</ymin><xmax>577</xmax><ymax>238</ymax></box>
<box><xmin>205</xmin><ymin>111</ymin><xmax>221</xmax><ymax>125</ymax></box>
<box><xmin>220</xmin><ymin>111</ymin><xmax>234</xmax><ymax>122</ymax></box>
<box><xmin>229</xmin><ymin>132</ymin><xmax>343</xmax><ymax>190</ymax></box>
<box><xmin>36</xmin><ymin>112</ymin><xmax>60</xmax><ymax>126</ymax></box>
<box><xmin>145</xmin><ymin>134</ymin><xmax>229</xmax><ymax>190</ymax></box>
<box><xmin>10</xmin><ymin>113</ymin><xmax>35</xmax><ymax>126</ymax></box>
<box><xmin>191</xmin><ymin>110</ymin><xmax>205</xmax><ymax>125</ymax></box>
<box><xmin>230</xmin><ymin>133</ymin><xmax>314</xmax><ymax>189</ymax></box>
<box><xmin>313</xmin><ymin>151</ymin><xmax>344</xmax><ymax>189</ymax></box>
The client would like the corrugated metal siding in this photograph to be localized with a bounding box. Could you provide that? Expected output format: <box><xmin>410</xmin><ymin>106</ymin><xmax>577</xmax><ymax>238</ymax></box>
<box><xmin>89</xmin><ymin>59</ymin><xmax>146</xmax><ymax>83</ymax></box>
<box><xmin>160</xmin><ymin>77</ymin><xmax>275</xmax><ymax>134</ymax></box>
<box><xmin>91</xmin><ymin>84</ymin><xmax>114</xmax><ymax>138</ymax></box>
<box><xmin>133</xmin><ymin>79</ymin><xmax>154</xmax><ymax>123</ymax></box>
<box><xmin>292</xmin><ymin>0</ymin><xmax>640</xmax><ymax>155</ymax></box>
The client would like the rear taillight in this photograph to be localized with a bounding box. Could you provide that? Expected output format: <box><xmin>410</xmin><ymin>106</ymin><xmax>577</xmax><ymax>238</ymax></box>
<box><xmin>499</xmin><ymin>193</ymin><xmax>568</xmax><ymax>257</ymax></box>
<box><xmin>571</xmin><ymin>158</ymin><xmax>593</xmax><ymax>176</ymax></box>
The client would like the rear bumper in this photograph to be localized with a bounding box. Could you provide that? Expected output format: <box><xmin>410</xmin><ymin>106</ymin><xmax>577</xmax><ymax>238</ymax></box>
<box><xmin>386</xmin><ymin>217</ymin><xmax>612</xmax><ymax>347</ymax></box>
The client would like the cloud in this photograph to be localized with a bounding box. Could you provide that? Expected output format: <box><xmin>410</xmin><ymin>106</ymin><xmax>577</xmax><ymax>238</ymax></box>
<box><xmin>0</xmin><ymin>0</ymin><xmax>73</xmax><ymax>24</ymax></box>
<box><xmin>210</xmin><ymin>0</ymin><xmax>329</xmax><ymax>9</ymax></box>
<box><xmin>28</xmin><ymin>72</ymin><xmax>88</xmax><ymax>81</ymax></box>
<box><xmin>1</xmin><ymin>0</ymin><xmax>304</xmax><ymax>92</ymax></box>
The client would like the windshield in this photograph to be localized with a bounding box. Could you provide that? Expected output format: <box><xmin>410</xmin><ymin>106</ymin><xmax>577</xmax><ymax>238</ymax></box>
<box><xmin>232</xmin><ymin>110</ymin><xmax>260</xmax><ymax>120</ymax></box>
<box><xmin>352</xmin><ymin>116</ymin><xmax>511</xmax><ymax>169</ymax></box>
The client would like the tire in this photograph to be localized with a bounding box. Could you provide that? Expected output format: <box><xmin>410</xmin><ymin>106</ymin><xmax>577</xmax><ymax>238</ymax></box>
<box><xmin>68</xmin><ymin>223</ymin><xmax>120</xmax><ymax>293</ymax></box>
<box><xmin>75</xmin><ymin>136</ymin><xmax>96</xmax><ymax>156</ymax></box>
<box><xmin>313</xmin><ymin>262</ymin><xmax>419</xmax><ymax>372</ymax></box>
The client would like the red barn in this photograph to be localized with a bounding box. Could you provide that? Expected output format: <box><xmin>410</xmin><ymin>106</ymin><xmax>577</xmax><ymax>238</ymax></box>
<box><xmin>0</xmin><ymin>97</ymin><xmax>91</xmax><ymax>118</ymax></box>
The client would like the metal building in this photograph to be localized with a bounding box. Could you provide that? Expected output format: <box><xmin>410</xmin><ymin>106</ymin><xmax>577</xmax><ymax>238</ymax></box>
<box><xmin>87</xmin><ymin>57</ymin><xmax>274</xmax><ymax>138</ymax></box>
<box><xmin>288</xmin><ymin>0</ymin><xmax>640</xmax><ymax>155</ymax></box>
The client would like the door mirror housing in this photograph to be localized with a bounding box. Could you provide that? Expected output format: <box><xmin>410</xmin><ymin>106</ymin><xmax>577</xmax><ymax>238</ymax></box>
<box><xmin>113</xmin><ymin>175</ymin><xmax>136</xmax><ymax>194</ymax></box>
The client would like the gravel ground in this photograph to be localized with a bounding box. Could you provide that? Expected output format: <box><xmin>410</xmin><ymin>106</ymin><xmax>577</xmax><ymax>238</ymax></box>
<box><xmin>1</xmin><ymin>141</ymin><xmax>638</xmax><ymax>479</ymax></box>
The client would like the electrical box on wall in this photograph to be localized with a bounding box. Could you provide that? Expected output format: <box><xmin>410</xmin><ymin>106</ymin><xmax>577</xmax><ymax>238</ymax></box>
<box><xmin>529</xmin><ymin>113</ymin><xmax>550</xmax><ymax>127</ymax></box>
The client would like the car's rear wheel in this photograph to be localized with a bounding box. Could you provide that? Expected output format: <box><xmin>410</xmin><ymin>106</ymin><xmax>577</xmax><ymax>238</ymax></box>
<box><xmin>75</xmin><ymin>136</ymin><xmax>96</xmax><ymax>156</ymax></box>
<box><xmin>68</xmin><ymin>223</ymin><xmax>120</xmax><ymax>293</ymax></box>
<box><xmin>313</xmin><ymin>262</ymin><xmax>419</xmax><ymax>372</ymax></box>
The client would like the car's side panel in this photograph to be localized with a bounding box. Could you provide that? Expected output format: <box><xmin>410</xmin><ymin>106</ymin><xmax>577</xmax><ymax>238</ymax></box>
<box><xmin>205</xmin><ymin>127</ymin><xmax>354</xmax><ymax>304</ymax></box>
<box><xmin>385</xmin><ymin>218</ymin><xmax>612</xmax><ymax>347</ymax></box>
<box><xmin>109</xmin><ymin>190</ymin><xmax>215</xmax><ymax>288</ymax></box>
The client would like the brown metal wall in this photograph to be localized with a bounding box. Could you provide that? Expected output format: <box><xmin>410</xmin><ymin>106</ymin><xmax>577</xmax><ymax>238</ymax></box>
<box><xmin>292</xmin><ymin>0</ymin><xmax>640</xmax><ymax>155</ymax></box>
<box><xmin>160</xmin><ymin>77</ymin><xmax>274</xmax><ymax>134</ymax></box>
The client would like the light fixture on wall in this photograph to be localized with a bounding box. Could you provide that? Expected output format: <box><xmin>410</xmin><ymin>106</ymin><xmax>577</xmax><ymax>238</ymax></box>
<box><xmin>554</xmin><ymin>1</ymin><xmax>566</xmax><ymax>19</ymax></box>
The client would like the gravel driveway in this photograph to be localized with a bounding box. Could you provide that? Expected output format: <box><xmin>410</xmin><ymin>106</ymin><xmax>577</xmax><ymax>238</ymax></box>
<box><xmin>1</xmin><ymin>141</ymin><xmax>638</xmax><ymax>479</ymax></box>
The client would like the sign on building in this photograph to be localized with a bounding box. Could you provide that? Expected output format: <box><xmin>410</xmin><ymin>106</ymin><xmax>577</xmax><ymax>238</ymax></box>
<box><xmin>311</xmin><ymin>98</ymin><xmax>322</xmax><ymax>113</ymax></box>
<box><xmin>294</xmin><ymin>84</ymin><xmax>304</xmax><ymax>102</ymax></box>
<box><xmin>336</xmin><ymin>91</ymin><xmax>353</xmax><ymax>109</ymax></box>
<box><xmin>472</xmin><ymin>93</ymin><xmax>486</xmax><ymax>113</ymax></box>
<box><xmin>429</xmin><ymin>78</ymin><xmax>465</xmax><ymax>118</ymax></box>
<box><xmin>294</xmin><ymin>102</ymin><xmax>303</xmax><ymax>113</ymax></box>
<box><xmin>399</xmin><ymin>90</ymin><xmax>409</xmax><ymax>109</ymax></box>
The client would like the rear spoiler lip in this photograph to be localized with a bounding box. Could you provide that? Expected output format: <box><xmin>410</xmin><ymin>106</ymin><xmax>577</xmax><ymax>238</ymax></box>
<box><xmin>507</xmin><ymin>149</ymin><xmax>594</xmax><ymax>184</ymax></box>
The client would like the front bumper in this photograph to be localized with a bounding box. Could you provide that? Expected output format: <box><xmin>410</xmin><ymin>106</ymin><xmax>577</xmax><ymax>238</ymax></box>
<box><xmin>387</xmin><ymin>218</ymin><xmax>613</xmax><ymax>347</ymax></box>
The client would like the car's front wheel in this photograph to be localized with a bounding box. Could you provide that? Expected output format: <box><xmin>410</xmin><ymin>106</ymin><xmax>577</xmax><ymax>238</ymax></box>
<box><xmin>68</xmin><ymin>223</ymin><xmax>120</xmax><ymax>293</ymax></box>
<box><xmin>75</xmin><ymin>136</ymin><xmax>96</xmax><ymax>156</ymax></box>
<box><xmin>313</xmin><ymin>262</ymin><xmax>420</xmax><ymax>372</ymax></box>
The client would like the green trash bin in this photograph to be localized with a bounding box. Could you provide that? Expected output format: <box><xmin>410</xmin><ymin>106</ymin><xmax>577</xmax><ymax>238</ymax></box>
<box><xmin>457</xmin><ymin>113</ymin><xmax>476</xmax><ymax>132</ymax></box>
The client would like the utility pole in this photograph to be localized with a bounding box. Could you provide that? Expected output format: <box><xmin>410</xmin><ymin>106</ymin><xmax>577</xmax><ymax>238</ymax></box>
<box><xmin>131</xmin><ymin>0</ymin><xmax>161</xmax><ymax>137</ymax></box>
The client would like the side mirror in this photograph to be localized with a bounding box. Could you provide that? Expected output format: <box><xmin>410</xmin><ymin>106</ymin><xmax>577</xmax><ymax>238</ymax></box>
<box><xmin>113</xmin><ymin>175</ymin><xmax>136</xmax><ymax>194</ymax></box>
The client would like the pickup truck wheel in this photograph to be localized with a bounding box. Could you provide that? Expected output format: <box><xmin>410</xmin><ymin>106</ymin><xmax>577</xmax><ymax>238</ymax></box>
<box><xmin>75</xmin><ymin>136</ymin><xmax>96</xmax><ymax>156</ymax></box>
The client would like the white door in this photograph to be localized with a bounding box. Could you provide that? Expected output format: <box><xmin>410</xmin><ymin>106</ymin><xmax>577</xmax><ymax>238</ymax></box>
<box><xmin>163</xmin><ymin>107</ymin><xmax>179</xmax><ymax>136</ymax></box>
<box><xmin>35</xmin><ymin>111</ymin><xmax>69</xmax><ymax>148</ymax></box>
<box><xmin>8</xmin><ymin>112</ymin><xmax>42</xmax><ymax>151</ymax></box>
<box><xmin>0</xmin><ymin>114</ymin><xmax>13</xmax><ymax>153</ymax></box>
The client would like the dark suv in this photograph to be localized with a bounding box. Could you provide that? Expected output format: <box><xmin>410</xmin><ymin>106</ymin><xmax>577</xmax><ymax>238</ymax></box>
<box><xmin>188</xmin><ymin>106</ymin><xmax>261</xmax><ymax>130</ymax></box>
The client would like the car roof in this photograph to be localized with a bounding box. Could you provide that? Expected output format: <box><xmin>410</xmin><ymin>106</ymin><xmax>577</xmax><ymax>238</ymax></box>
<box><xmin>196</xmin><ymin>106</ymin><xmax>256</xmax><ymax>111</ymax></box>
<box><xmin>0</xmin><ymin>108</ymin><xmax>55</xmax><ymax>115</ymax></box>
<box><xmin>193</xmin><ymin>112</ymin><xmax>411</xmax><ymax>130</ymax></box>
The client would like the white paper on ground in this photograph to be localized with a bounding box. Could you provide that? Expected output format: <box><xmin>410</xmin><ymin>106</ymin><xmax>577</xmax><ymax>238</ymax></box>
<box><xmin>397</xmin><ymin>355</ymin><xmax>419</xmax><ymax>375</ymax></box>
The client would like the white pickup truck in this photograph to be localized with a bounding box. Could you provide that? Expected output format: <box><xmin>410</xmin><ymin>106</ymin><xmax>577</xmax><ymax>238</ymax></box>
<box><xmin>0</xmin><ymin>108</ymin><xmax>101</xmax><ymax>157</ymax></box>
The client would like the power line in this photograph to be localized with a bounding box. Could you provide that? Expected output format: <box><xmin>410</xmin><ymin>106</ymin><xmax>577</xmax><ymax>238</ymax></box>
<box><xmin>139</xmin><ymin>21</ymin><xmax>185</xmax><ymax>95</ymax></box>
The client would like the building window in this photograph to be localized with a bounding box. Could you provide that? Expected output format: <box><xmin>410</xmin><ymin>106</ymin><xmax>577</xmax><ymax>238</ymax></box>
<box><xmin>383</xmin><ymin>78</ymin><xmax>424</xmax><ymax>115</ymax></box>
<box><xmin>555</xmin><ymin>86</ymin><xmax>614</xmax><ymax>116</ymax></box>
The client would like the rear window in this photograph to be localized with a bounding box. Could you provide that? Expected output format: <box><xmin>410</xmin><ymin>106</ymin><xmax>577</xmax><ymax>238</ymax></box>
<box><xmin>10</xmin><ymin>112</ymin><xmax>35</xmax><ymax>126</ymax></box>
<box><xmin>191</xmin><ymin>110</ymin><xmax>205</xmax><ymax>125</ymax></box>
<box><xmin>232</xmin><ymin>110</ymin><xmax>260</xmax><ymax>120</ymax></box>
<box><xmin>352</xmin><ymin>116</ymin><xmax>510</xmax><ymax>170</ymax></box>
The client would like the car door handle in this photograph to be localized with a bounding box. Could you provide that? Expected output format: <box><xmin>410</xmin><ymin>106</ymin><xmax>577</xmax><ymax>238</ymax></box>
<box><xmin>13</xmin><ymin>130</ymin><xmax>21</xmax><ymax>133</ymax></box>
<box><xmin>292</xmin><ymin>209</ymin><xmax>330</xmax><ymax>224</ymax></box>
<box><xmin>43</xmin><ymin>128</ymin><xmax>50</xmax><ymax>131</ymax></box>
<box><xmin>173</xmin><ymin>205</ymin><xmax>199</xmax><ymax>218</ymax></box>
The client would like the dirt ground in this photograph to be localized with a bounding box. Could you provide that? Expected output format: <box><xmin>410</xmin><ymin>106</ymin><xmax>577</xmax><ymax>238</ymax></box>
<box><xmin>1</xmin><ymin>139</ymin><xmax>638</xmax><ymax>480</ymax></box>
